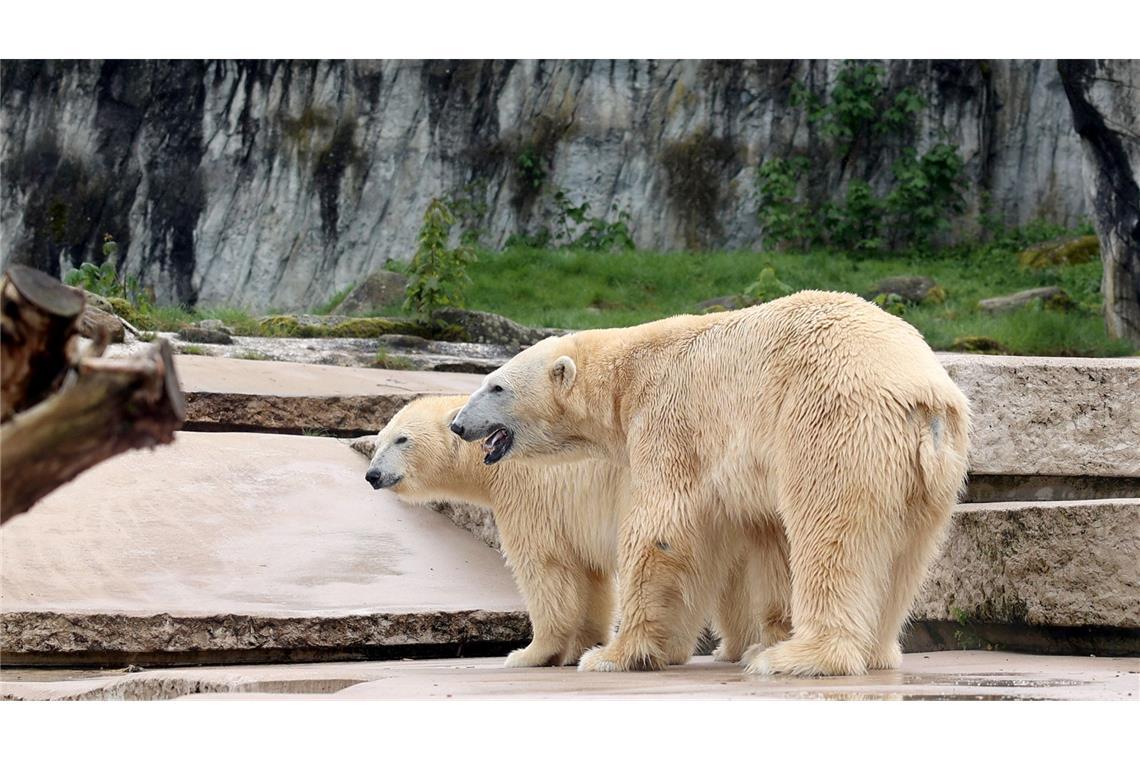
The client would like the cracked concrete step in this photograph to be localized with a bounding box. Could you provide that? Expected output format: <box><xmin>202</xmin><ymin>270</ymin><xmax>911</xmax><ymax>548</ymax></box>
<box><xmin>1</xmin><ymin>652</ymin><xmax>1136</xmax><ymax>701</ymax></box>
<box><xmin>0</xmin><ymin>432</ymin><xmax>528</xmax><ymax>665</ymax></box>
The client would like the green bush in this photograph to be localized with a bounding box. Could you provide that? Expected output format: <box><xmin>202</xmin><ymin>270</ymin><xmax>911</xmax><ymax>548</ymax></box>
<box><xmin>757</xmin><ymin>61</ymin><xmax>966</xmax><ymax>255</ymax></box>
<box><xmin>506</xmin><ymin>189</ymin><xmax>634</xmax><ymax>252</ymax></box>
<box><xmin>403</xmin><ymin>198</ymin><xmax>477</xmax><ymax>319</ymax></box>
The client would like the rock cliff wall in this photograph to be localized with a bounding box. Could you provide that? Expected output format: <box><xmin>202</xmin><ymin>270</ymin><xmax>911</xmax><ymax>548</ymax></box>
<box><xmin>1</xmin><ymin>60</ymin><xmax>1106</xmax><ymax>310</ymax></box>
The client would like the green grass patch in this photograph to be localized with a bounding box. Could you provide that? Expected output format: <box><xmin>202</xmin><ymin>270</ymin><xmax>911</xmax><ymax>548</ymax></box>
<box><xmin>455</xmin><ymin>244</ymin><xmax>1133</xmax><ymax>357</ymax></box>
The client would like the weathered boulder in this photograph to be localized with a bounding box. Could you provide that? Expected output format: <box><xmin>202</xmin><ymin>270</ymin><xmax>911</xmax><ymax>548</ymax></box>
<box><xmin>177</xmin><ymin>326</ymin><xmax>233</xmax><ymax>345</ymax></box>
<box><xmin>79</xmin><ymin>305</ymin><xmax>125</xmax><ymax>343</ymax></box>
<box><xmin>194</xmin><ymin>319</ymin><xmax>233</xmax><ymax>335</ymax></box>
<box><xmin>866</xmin><ymin>275</ymin><xmax>944</xmax><ymax>304</ymax></box>
<box><xmin>433</xmin><ymin>308</ymin><xmax>566</xmax><ymax>348</ymax></box>
<box><xmin>1017</xmin><ymin>234</ymin><xmax>1099</xmax><ymax>268</ymax></box>
<box><xmin>331</xmin><ymin>271</ymin><xmax>409</xmax><ymax>315</ymax></box>
<box><xmin>978</xmin><ymin>287</ymin><xmax>1073</xmax><ymax>314</ymax></box>
<box><xmin>1059</xmin><ymin>60</ymin><xmax>1140</xmax><ymax>349</ymax></box>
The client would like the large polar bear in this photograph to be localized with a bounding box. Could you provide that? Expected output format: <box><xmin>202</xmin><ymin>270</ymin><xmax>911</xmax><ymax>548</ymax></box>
<box><xmin>450</xmin><ymin>291</ymin><xmax>970</xmax><ymax>676</ymax></box>
<box><xmin>365</xmin><ymin>395</ymin><xmax>790</xmax><ymax>668</ymax></box>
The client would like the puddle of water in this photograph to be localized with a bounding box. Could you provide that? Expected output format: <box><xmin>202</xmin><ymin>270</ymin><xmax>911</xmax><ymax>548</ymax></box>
<box><xmin>902</xmin><ymin>673</ymin><xmax>1085</xmax><ymax>689</ymax></box>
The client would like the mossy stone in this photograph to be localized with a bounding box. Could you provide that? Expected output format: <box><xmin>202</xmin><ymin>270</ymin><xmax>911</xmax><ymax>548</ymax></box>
<box><xmin>951</xmin><ymin>336</ymin><xmax>1010</xmax><ymax>354</ymax></box>
<box><xmin>1017</xmin><ymin>235</ymin><xmax>1099</xmax><ymax>269</ymax></box>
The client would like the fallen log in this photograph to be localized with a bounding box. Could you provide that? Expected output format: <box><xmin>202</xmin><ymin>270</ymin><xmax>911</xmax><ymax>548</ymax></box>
<box><xmin>0</xmin><ymin>266</ymin><xmax>185</xmax><ymax>524</ymax></box>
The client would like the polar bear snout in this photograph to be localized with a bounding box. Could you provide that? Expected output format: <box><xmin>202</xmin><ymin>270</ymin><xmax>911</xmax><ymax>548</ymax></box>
<box><xmin>365</xmin><ymin>467</ymin><xmax>402</xmax><ymax>490</ymax></box>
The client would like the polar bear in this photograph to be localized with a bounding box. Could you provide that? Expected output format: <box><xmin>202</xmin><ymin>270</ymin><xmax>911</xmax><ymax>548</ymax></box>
<box><xmin>365</xmin><ymin>395</ymin><xmax>791</xmax><ymax>668</ymax></box>
<box><xmin>450</xmin><ymin>291</ymin><xmax>970</xmax><ymax>676</ymax></box>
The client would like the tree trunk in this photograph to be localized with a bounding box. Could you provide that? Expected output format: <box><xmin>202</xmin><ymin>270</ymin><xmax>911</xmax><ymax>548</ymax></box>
<box><xmin>1057</xmin><ymin>60</ymin><xmax>1140</xmax><ymax>349</ymax></box>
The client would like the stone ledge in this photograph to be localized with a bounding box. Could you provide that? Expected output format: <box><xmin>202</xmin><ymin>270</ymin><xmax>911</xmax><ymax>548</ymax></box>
<box><xmin>0</xmin><ymin>611</ymin><xmax>530</xmax><ymax>666</ymax></box>
<box><xmin>939</xmin><ymin>354</ymin><xmax>1140</xmax><ymax>477</ymax></box>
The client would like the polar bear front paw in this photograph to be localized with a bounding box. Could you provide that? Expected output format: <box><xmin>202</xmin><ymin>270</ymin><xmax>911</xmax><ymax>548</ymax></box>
<box><xmin>577</xmin><ymin>645</ymin><xmax>623</xmax><ymax>672</ymax></box>
<box><xmin>742</xmin><ymin>637</ymin><xmax>867</xmax><ymax>677</ymax></box>
<box><xmin>504</xmin><ymin>644</ymin><xmax>563</xmax><ymax>668</ymax></box>
<box><xmin>867</xmin><ymin>641</ymin><xmax>903</xmax><ymax>670</ymax></box>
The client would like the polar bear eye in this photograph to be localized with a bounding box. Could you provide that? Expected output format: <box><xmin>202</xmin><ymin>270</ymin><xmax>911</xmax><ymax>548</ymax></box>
<box><xmin>492</xmin><ymin>384</ymin><xmax>504</xmax><ymax>393</ymax></box>
<box><xmin>395</xmin><ymin>436</ymin><xmax>408</xmax><ymax>445</ymax></box>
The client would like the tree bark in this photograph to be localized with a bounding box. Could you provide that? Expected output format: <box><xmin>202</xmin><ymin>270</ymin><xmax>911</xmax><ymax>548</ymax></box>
<box><xmin>0</xmin><ymin>266</ymin><xmax>185</xmax><ymax>524</ymax></box>
<box><xmin>1057</xmin><ymin>60</ymin><xmax>1140</xmax><ymax>349</ymax></box>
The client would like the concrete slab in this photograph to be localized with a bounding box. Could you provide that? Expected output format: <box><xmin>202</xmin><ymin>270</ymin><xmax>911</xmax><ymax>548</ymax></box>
<box><xmin>0</xmin><ymin>432</ymin><xmax>527</xmax><ymax>662</ymax></box>
<box><xmin>176</xmin><ymin>355</ymin><xmax>482</xmax><ymax>435</ymax></box>
<box><xmin>1</xmin><ymin>652</ymin><xmax>1135</xmax><ymax>701</ymax></box>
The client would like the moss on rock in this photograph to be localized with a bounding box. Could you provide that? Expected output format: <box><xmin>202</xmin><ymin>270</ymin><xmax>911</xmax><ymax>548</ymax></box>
<box><xmin>1018</xmin><ymin>235</ymin><xmax>1099</xmax><ymax>269</ymax></box>
<box><xmin>951</xmin><ymin>336</ymin><xmax>1010</xmax><ymax>354</ymax></box>
<box><xmin>105</xmin><ymin>297</ymin><xmax>157</xmax><ymax>330</ymax></box>
<box><xmin>256</xmin><ymin>314</ymin><xmax>468</xmax><ymax>341</ymax></box>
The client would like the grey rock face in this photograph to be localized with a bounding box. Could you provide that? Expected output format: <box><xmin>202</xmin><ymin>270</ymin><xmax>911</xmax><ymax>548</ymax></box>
<box><xmin>331</xmin><ymin>270</ymin><xmax>409</xmax><ymax>315</ymax></box>
<box><xmin>977</xmin><ymin>286</ymin><xmax>1072</xmax><ymax>314</ymax></box>
<box><xmin>0</xmin><ymin>60</ymin><xmax>1110</xmax><ymax>311</ymax></box>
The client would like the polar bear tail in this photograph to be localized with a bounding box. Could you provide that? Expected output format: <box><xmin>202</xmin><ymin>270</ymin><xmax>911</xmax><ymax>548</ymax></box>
<box><xmin>914</xmin><ymin>396</ymin><xmax>971</xmax><ymax>511</ymax></box>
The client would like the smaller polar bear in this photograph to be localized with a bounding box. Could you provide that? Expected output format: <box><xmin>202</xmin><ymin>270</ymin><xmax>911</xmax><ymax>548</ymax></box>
<box><xmin>365</xmin><ymin>394</ymin><xmax>789</xmax><ymax>667</ymax></box>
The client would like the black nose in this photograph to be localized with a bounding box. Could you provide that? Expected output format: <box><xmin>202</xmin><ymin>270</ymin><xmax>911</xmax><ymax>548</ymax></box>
<box><xmin>365</xmin><ymin>469</ymin><xmax>383</xmax><ymax>489</ymax></box>
<box><xmin>450</xmin><ymin>421</ymin><xmax>465</xmax><ymax>437</ymax></box>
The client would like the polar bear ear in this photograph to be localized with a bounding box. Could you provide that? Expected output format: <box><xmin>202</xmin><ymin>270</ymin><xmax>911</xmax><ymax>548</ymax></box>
<box><xmin>550</xmin><ymin>355</ymin><xmax>576</xmax><ymax>391</ymax></box>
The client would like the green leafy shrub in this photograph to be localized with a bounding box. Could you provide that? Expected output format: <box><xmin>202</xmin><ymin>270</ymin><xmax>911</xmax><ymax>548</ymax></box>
<box><xmin>506</xmin><ymin>189</ymin><xmax>634</xmax><ymax>252</ymax></box>
<box><xmin>404</xmin><ymin>198</ymin><xmax>477</xmax><ymax>319</ymax></box>
<box><xmin>743</xmin><ymin>267</ymin><xmax>794</xmax><ymax>304</ymax></box>
<box><xmin>873</xmin><ymin>293</ymin><xmax>907</xmax><ymax>316</ymax></box>
<box><xmin>755</xmin><ymin>158</ymin><xmax>817</xmax><ymax>251</ymax></box>
<box><xmin>757</xmin><ymin>61</ymin><xmax>966</xmax><ymax>255</ymax></box>
<box><xmin>885</xmin><ymin>144</ymin><xmax>967</xmax><ymax>250</ymax></box>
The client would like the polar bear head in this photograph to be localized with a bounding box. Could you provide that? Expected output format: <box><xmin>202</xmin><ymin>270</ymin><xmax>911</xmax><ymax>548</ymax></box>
<box><xmin>450</xmin><ymin>335</ymin><xmax>587</xmax><ymax>465</ymax></box>
<box><xmin>365</xmin><ymin>395</ymin><xmax>471</xmax><ymax>501</ymax></box>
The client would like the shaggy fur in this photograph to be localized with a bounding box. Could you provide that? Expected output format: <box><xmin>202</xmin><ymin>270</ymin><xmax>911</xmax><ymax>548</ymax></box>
<box><xmin>367</xmin><ymin>395</ymin><xmax>784</xmax><ymax>667</ymax></box>
<box><xmin>451</xmin><ymin>291</ymin><xmax>970</xmax><ymax>676</ymax></box>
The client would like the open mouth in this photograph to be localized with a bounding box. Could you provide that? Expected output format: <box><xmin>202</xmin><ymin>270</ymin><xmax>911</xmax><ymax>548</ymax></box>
<box><xmin>481</xmin><ymin>427</ymin><xmax>514</xmax><ymax>465</ymax></box>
